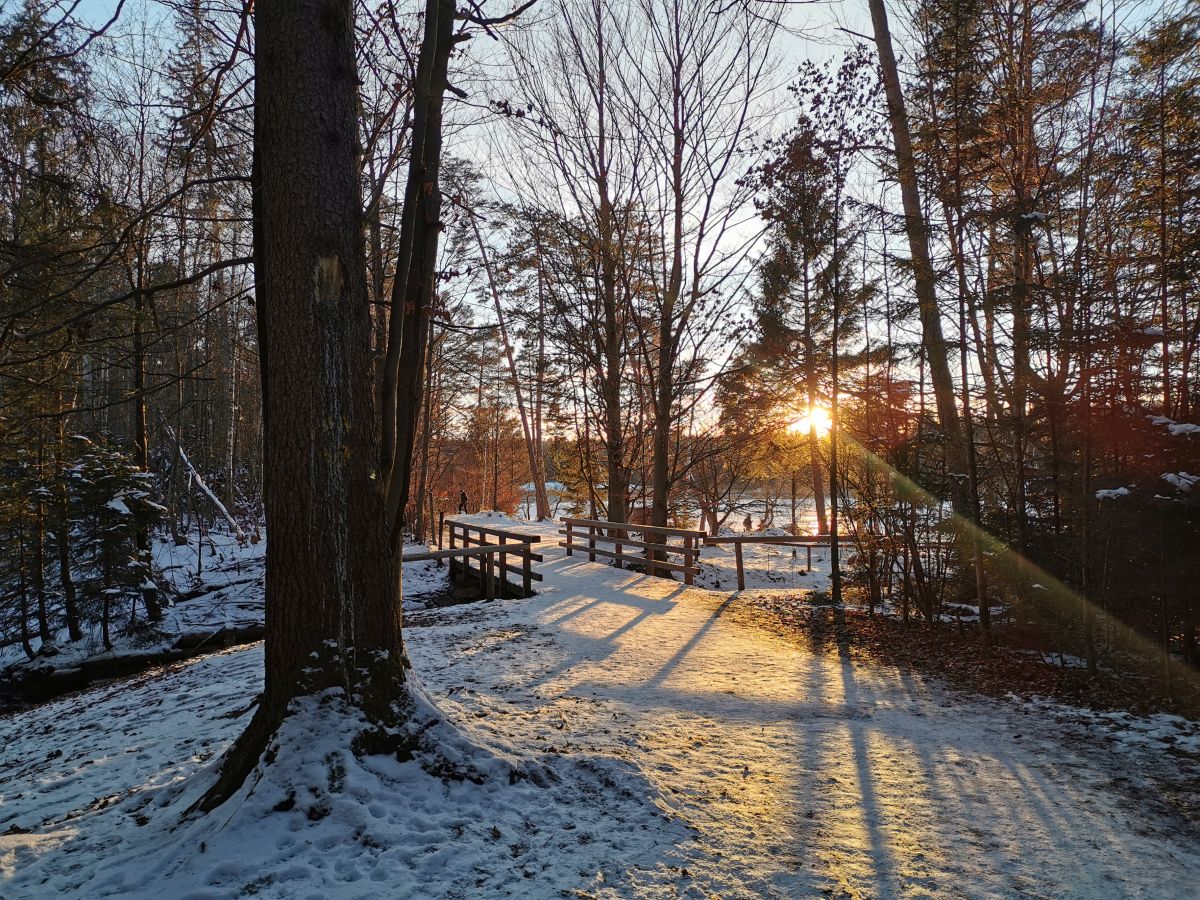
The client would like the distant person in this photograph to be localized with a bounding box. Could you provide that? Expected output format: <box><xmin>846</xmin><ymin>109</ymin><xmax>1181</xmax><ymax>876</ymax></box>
<box><xmin>457</xmin><ymin>490</ymin><xmax>469</xmax><ymax>514</ymax></box>
<box><xmin>742</xmin><ymin>513</ymin><xmax>753</xmax><ymax>532</ymax></box>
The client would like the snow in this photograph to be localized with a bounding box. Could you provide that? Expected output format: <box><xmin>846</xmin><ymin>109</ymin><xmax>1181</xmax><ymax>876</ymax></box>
<box><xmin>0</xmin><ymin>529</ymin><xmax>267</xmax><ymax>672</ymax></box>
<box><xmin>105</xmin><ymin>497</ymin><xmax>131</xmax><ymax>516</ymax></box>
<box><xmin>1095</xmin><ymin>486</ymin><xmax>1130</xmax><ymax>500</ymax></box>
<box><xmin>1147</xmin><ymin>415</ymin><xmax>1200</xmax><ymax>437</ymax></box>
<box><xmin>3</xmin><ymin>518</ymin><xmax>1198</xmax><ymax>898</ymax></box>
<box><xmin>1162</xmin><ymin>472</ymin><xmax>1199</xmax><ymax>492</ymax></box>
<box><xmin>2</xmin><ymin>531</ymin><xmax>450</xmax><ymax>671</ymax></box>
<box><xmin>520</xmin><ymin>481</ymin><xmax>567</xmax><ymax>493</ymax></box>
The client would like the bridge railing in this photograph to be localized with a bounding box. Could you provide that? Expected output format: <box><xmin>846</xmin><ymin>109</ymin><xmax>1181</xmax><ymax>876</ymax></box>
<box><xmin>559</xmin><ymin>517</ymin><xmax>705</xmax><ymax>584</ymax></box>
<box><xmin>418</xmin><ymin>517</ymin><xmax>545</xmax><ymax>599</ymax></box>
<box><xmin>701</xmin><ymin>533</ymin><xmax>831</xmax><ymax>592</ymax></box>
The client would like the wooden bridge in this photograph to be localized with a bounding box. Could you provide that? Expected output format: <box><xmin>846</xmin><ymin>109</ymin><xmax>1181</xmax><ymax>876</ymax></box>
<box><xmin>403</xmin><ymin>514</ymin><xmax>832</xmax><ymax>601</ymax></box>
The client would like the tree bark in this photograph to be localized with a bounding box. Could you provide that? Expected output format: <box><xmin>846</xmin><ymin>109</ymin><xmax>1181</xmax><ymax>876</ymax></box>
<box><xmin>867</xmin><ymin>0</ymin><xmax>967</xmax><ymax>502</ymax></box>
<box><xmin>198</xmin><ymin>0</ymin><xmax>408</xmax><ymax>812</ymax></box>
<box><xmin>382</xmin><ymin>0</ymin><xmax>455</xmax><ymax>553</ymax></box>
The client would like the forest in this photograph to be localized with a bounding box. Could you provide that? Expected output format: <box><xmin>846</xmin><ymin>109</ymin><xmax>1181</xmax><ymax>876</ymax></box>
<box><xmin>1</xmin><ymin>0</ymin><xmax>1198</xmax><ymax>897</ymax></box>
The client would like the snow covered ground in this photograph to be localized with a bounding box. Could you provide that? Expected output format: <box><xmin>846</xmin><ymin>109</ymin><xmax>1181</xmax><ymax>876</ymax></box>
<box><xmin>2</xmin><ymin>515</ymin><xmax>1198</xmax><ymax>898</ymax></box>
<box><xmin>0</xmin><ymin>530</ymin><xmax>267</xmax><ymax>672</ymax></box>
<box><xmin>2</xmin><ymin>531</ymin><xmax>439</xmax><ymax>677</ymax></box>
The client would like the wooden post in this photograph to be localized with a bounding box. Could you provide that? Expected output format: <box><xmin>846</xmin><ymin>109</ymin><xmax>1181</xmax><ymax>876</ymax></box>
<box><xmin>499</xmin><ymin>545</ymin><xmax>507</xmax><ymax>598</ymax></box>
<box><xmin>476</xmin><ymin>530</ymin><xmax>485</xmax><ymax>592</ymax></box>
<box><xmin>614</xmin><ymin>525</ymin><xmax>623</xmax><ymax>570</ymax></box>
<box><xmin>683</xmin><ymin>535</ymin><xmax>694</xmax><ymax>586</ymax></box>
<box><xmin>735</xmin><ymin>542</ymin><xmax>745</xmax><ymax>592</ymax></box>
<box><xmin>522</xmin><ymin>544</ymin><xmax>532</xmax><ymax>596</ymax></box>
<box><xmin>438</xmin><ymin>511</ymin><xmax>445</xmax><ymax>550</ymax></box>
<box><xmin>807</xmin><ymin>545</ymin><xmax>812</xmax><ymax>572</ymax></box>
<box><xmin>565</xmin><ymin>521</ymin><xmax>573</xmax><ymax>557</ymax></box>
<box><xmin>587</xmin><ymin>523</ymin><xmax>596</xmax><ymax>562</ymax></box>
<box><xmin>485</xmin><ymin>554</ymin><xmax>495</xmax><ymax>600</ymax></box>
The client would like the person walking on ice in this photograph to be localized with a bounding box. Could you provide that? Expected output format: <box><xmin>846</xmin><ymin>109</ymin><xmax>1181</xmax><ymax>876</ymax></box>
<box><xmin>458</xmin><ymin>490</ymin><xmax>469</xmax><ymax>514</ymax></box>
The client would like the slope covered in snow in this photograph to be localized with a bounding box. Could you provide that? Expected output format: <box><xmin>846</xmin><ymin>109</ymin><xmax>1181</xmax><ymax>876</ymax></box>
<box><xmin>2</xmin><ymin>516</ymin><xmax>1197</xmax><ymax>898</ymax></box>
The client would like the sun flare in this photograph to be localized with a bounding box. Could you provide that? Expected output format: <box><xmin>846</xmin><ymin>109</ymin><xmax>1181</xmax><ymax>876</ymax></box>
<box><xmin>787</xmin><ymin>406</ymin><xmax>833</xmax><ymax>437</ymax></box>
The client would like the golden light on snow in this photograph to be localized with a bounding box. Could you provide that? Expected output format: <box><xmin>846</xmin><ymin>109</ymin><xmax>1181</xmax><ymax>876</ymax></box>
<box><xmin>788</xmin><ymin>406</ymin><xmax>833</xmax><ymax>437</ymax></box>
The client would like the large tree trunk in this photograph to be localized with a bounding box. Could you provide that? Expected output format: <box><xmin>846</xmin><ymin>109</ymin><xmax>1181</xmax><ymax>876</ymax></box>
<box><xmin>867</xmin><ymin>0</ymin><xmax>967</xmax><ymax>503</ymax></box>
<box><xmin>381</xmin><ymin>0</ymin><xmax>455</xmax><ymax>553</ymax></box>
<box><xmin>198</xmin><ymin>0</ymin><xmax>408</xmax><ymax>812</ymax></box>
<box><xmin>649</xmin><ymin>85</ymin><xmax>685</xmax><ymax>535</ymax></box>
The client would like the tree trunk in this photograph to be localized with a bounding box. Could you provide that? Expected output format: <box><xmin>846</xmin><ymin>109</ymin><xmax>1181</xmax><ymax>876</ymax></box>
<box><xmin>469</xmin><ymin>215</ymin><xmax>549</xmax><ymax>520</ymax></box>
<box><xmin>34</xmin><ymin>427</ymin><xmax>50</xmax><ymax>644</ymax></box>
<box><xmin>132</xmin><ymin>284</ymin><xmax>162</xmax><ymax>622</ymax></box>
<box><xmin>198</xmin><ymin>0</ymin><xmax>408</xmax><ymax>812</ymax></box>
<box><xmin>382</xmin><ymin>0</ymin><xmax>455</xmax><ymax>553</ymax></box>
<box><xmin>867</xmin><ymin>0</ymin><xmax>967</xmax><ymax>502</ymax></box>
<box><xmin>54</xmin><ymin>395</ymin><xmax>82</xmax><ymax>642</ymax></box>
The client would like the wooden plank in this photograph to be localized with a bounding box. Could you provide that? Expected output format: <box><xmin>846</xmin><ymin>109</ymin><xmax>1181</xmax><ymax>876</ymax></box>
<box><xmin>439</xmin><ymin>531</ymin><xmax>543</xmax><ymax>562</ymax></box>
<box><xmin>556</xmin><ymin>530</ymin><xmax>697</xmax><ymax>558</ymax></box>
<box><xmin>442</xmin><ymin>519</ymin><xmax>540</xmax><ymax>544</ymax></box>
<box><xmin>456</xmin><ymin>560</ymin><xmax>542</xmax><ymax>585</ymax></box>
<box><xmin>702</xmin><ymin>535</ymin><xmax>830</xmax><ymax>546</ymax></box>
<box><xmin>561</xmin><ymin>517</ymin><xmax>705</xmax><ymax>540</ymax></box>
<box><xmin>403</xmin><ymin>545</ymin><xmax>538</xmax><ymax>563</ymax></box>
<box><xmin>436</xmin><ymin>554</ymin><xmax>540</xmax><ymax>580</ymax></box>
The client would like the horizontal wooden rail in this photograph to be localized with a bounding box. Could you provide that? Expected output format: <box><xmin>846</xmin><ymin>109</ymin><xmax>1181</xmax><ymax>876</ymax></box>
<box><xmin>563</xmin><ymin>517</ymin><xmax>705</xmax><ymax>540</ymax></box>
<box><xmin>702</xmin><ymin>534</ymin><xmax>830</xmax><ymax>545</ymax></box>
<box><xmin>401</xmin><ymin>545</ymin><xmax>545</xmax><ymax>574</ymax></box>
<box><xmin>559</xmin><ymin>517</ymin><xmax>702</xmax><ymax>584</ymax></box>
<box><xmin>557</xmin><ymin>529</ymin><xmax>696</xmax><ymax>554</ymax></box>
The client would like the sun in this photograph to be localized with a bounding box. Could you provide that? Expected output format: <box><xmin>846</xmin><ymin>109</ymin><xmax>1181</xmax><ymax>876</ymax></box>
<box><xmin>787</xmin><ymin>406</ymin><xmax>833</xmax><ymax>437</ymax></box>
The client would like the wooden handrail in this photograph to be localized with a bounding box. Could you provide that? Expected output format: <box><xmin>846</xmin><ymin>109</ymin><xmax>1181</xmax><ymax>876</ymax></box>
<box><xmin>401</xmin><ymin>545</ymin><xmax>544</xmax><ymax>569</ymax></box>
<box><xmin>556</xmin><ymin>529</ymin><xmax>699</xmax><ymax>558</ymax></box>
<box><xmin>444</xmin><ymin>518</ymin><xmax>541</xmax><ymax>544</ymax></box>
<box><xmin>561</xmin><ymin>517</ymin><xmax>705</xmax><ymax>540</ymax></box>
<box><xmin>702</xmin><ymin>534</ymin><xmax>830</xmax><ymax>545</ymax></box>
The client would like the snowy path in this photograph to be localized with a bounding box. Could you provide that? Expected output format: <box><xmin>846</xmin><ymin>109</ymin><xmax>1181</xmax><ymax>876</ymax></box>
<box><xmin>411</xmin><ymin>527</ymin><xmax>1199</xmax><ymax>898</ymax></box>
<box><xmin>2</xmin><ymin>520</ymin><xmax>1197</xmax><ymax>898</ymax></box>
